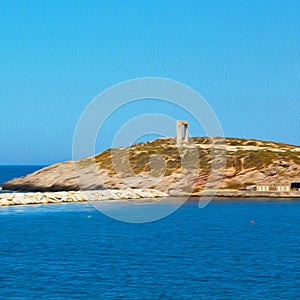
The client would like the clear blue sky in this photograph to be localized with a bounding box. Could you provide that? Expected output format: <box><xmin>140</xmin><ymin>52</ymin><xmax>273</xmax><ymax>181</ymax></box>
<box><xmin>0</xmin><ymin>0</ymin><xmax>299</xmax><ymax>164</ymax></box>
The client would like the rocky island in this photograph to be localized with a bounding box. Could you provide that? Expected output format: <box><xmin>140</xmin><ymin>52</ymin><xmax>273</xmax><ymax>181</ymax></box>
<box><xmin>1</xmin><ymin>136</ymin><xmax>300</xmax><ymax>206</ymax></box>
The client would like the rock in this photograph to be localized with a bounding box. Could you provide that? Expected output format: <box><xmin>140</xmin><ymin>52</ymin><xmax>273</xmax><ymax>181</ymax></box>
<box><xmin>40</xmin><ymin>198</ymin><xmax>49</xmax><ymax>204</ymax></box>
<box><xmin>0</xmin><ymin>198</ymin><xmax>10</xmax><ymax>206</ymax></box>
<box><xmin>224</xmin><ymin>167</ymin><xmax>237</xmax><ymax>178</ymax></box>
<box><xmin>0</xmin><ymin>189</ymin><xmax>169</xmax><ymax>207</ymax></box>
<box><xmin>278</xmin><ymin>161</ymin><xmax>290</xmax><ymax>168</ymax></box>
<box><xmin>262</xmin><ymin>168</ymin><xmax>278</xmax><ymax>176</ymax></box>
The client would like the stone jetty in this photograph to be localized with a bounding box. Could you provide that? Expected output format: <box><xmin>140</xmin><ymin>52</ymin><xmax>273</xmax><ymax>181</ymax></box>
<box><xmin>0</xmin><ymin>189</ymin><xmax>168</xmax><ymax>207</ymax></box>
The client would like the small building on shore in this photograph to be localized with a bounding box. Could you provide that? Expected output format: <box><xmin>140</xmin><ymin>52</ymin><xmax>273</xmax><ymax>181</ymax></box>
<box><xmin>256</xmin><ymin>182</ymin><xmax>290</xmax><ymax>192</ymax></box>
<box><xmin>291</xmin><ymin>182</ymin><xmax>300</xmax><ymax>191</ymax></box>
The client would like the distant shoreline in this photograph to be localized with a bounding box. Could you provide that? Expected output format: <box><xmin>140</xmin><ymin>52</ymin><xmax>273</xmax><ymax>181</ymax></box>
<box><xmin>190</xmin><ymin>189</ymin><xmax>300</xmax><ymax>199</ymax></box>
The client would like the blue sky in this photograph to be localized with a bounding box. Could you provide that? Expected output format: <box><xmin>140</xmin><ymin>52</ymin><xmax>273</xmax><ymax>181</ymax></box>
<box><xmin>0</xmin><ymin>0</ymin><xmax>299</xmax><ymax>164</ymax></box>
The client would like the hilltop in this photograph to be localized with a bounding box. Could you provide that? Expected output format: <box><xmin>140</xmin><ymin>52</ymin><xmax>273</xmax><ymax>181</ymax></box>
<box><xmin>2</xmin><ymin>137</ymin><xmax>300</xmax><ymax>195</ymax></box>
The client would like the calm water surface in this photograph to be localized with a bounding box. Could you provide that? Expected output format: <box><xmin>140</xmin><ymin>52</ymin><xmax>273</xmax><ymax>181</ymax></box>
<box><xmin>0</xmin><ymin>166</ymin><xmax>299</xmax><ymax>299</ymax></box>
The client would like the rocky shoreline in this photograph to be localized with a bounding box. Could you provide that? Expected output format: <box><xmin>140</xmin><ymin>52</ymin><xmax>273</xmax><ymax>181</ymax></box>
<box><xmin>191</xmin><ymin>189</ymin><xmax>300</xmax><ymax>198</ymax></box>
<box><xmin>0</xmin><ymin>189</ymin><xmax>168</xmax><ymax>207</ymax></box>
<box><xmin>1</xmin><ymin>188</ymin><xmax>300</xmax><ymax>207</ymax></box>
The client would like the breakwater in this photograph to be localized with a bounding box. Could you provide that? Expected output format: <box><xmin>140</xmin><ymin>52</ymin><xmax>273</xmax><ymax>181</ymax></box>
<box><xmin>0</xmin><ymin>189</ymin><xmax>168</xmax><ymax>206</ymax></box>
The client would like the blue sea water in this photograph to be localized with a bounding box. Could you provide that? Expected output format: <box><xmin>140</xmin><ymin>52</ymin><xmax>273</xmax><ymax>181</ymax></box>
<box><xmin>0</xmin><ymin>166</ymin><xmax>300</xmax><ymax>299</ymax></box>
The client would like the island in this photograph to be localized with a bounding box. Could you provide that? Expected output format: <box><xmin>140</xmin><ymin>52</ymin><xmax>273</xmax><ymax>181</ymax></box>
<box><xmin>1</xmin><ymin>134</ymin><xmax>300</xmax><ymax>206</ymax></box>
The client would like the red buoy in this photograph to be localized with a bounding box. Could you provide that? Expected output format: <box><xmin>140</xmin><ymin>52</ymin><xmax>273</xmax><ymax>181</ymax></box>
<box><xmin>250</xmin><ymin>220</ymin><xmax>255</xmax><ymax>225</ymax></box>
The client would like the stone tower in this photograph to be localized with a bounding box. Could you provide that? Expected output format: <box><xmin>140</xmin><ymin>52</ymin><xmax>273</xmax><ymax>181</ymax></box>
<box><xmin>176</xmin><ymin>120</ymin><xmax>189</xmax><ymax>145</ymax></box>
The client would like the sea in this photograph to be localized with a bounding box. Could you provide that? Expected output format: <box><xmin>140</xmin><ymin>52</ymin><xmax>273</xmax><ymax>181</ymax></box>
<box><xmin>0</xmin><ymin>166</ymin><xmax>300</xmax><ymax>299</ymax></box>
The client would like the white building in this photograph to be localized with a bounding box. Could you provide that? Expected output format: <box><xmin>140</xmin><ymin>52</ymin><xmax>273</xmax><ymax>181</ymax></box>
<box><xmin>256</xmin><ymin>182</ymin><xmax>290</xmax><ymax>192</ymax></box>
